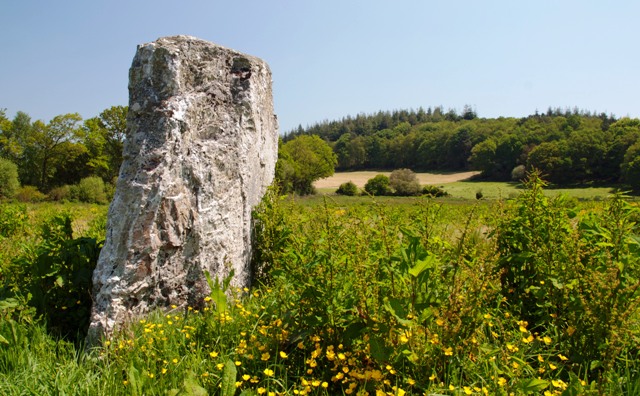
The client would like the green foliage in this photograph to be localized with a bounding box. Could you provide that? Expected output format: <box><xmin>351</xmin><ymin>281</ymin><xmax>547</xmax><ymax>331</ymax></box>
<box><xmin>511</xmin><ymin>164</ymin><xmax>526</xmax><ymax>181</ymax></box>
<box><xmin>493</xmin><ymin>172</ymin><xmax>640</xmax><ymax>384</ymax></box>
<box><xmin>389</xmin><ymin>168</ymin><xmax>421</xmax><ymax>196</ymax></box>
<box><xmin>19</xmin><ymin>213</ymin><xmax>102</xmax><ymax>341</ymax></box>
<box><xmin>47</xmin><ymin>184</ymin><xmax>72</xmax><ymax>201</ymax></box>
<box><xmin>0</xmin><ymin>157</ymin><xmax>20</xmax><ymax>198</ymax></box>
<box><xmin>15</xmin><ymin>185</ymin><xmax>46</xmax><ymax>202</ymax></box>
<box><xmin>364</xmin><ymin>174</ymin><xmax>391</xmax><ymax>196</ymax></box>
<box><xmin>286</xmin><ymin>108</ymin><xmax>636</xmax><ymax>188</ymax></box>
<box><xmin>74</xmin><ymin>176</ymin><xmax>108</xmax><ymax>204</ymax></box>
<box><xmin>276</xmin><ymin>135</ymin><xmax>337</xmax><ymax>195</ymax></box>
<box><xmin>335</xmin><ymin>181</ymin><xmax>359</xmax><ymax>196</ymax></box>
<box><xmin>622</xmin><ymin>140</ymin><xmax>640</xmax><ymax>192</ymax></box>
<box><xmin>0</xmin><ymin>203</ymin><xmax>28</xmax><ymax>237</ymax></box>
<box><xmin>1</xmin><ymin>188</ymin><xmax>640</xmax><ymax>394</ymax></box>
<box><xmin>421</xmin><ymin>185</ymin><xmax>448</xmax><ymax>197</ymax></box>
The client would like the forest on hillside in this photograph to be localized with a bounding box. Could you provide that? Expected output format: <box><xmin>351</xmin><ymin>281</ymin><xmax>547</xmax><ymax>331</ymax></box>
<box><xmin>2</xmin><ymin>105</ymin><xmax>640</xmax><ymax>201</ymax></box>
<box><xmin>284</xmin><ymin>107</ymin><xmax>640</xmax><ymax>189</ymax></box>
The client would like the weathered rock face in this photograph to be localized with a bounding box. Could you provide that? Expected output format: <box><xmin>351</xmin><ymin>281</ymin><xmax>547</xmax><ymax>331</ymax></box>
<box><xmin>88</xmin><ymin>36</ymin><xmax>278</xmax><ymax>342</ymax></box>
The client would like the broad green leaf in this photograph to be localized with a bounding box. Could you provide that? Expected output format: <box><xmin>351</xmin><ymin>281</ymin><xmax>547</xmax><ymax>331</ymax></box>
<box><xmin>408</xmin><ymin>255</ymin><xmax>436</xmax><ymax>278</ymax></box>
<box><xmin>517</xmin><ymin>378</ymin><xmax>548</xmax><ymax>393</ymax></box>
<box><xmin>220</xmin><ymin>359</ymin><xmax>237</xmax><ymax>396</ymax></box>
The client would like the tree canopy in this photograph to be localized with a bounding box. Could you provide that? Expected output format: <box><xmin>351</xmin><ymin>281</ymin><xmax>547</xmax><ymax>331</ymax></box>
<box><xmin>285</xmin><ymin>107</ymin><xmax>637</xmax><ymax>188</ymax></box>
<box><xmin>276</xmin><ymin>135</ymin><xmax>337</xmax><ymax>195</ymax></box>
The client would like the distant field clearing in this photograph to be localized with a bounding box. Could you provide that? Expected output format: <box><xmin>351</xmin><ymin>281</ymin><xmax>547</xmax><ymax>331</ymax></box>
<box><xmin>315</xmin><ymin>171</ymin><xmax>480</xmax><ymax>189</ymax></box>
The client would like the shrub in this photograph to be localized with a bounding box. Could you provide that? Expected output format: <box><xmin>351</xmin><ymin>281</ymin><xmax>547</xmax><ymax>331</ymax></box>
<box><xmin>0</xmin><ymin>203</ymin><xmax>28</xmax><ymax>237</ymax></box>
<box><xmin>422</xmin><ymin>185</ymin><xmax>449</xmax><ymax>197</ymax></box>
<box><xmin>47</xmin><ymin>185</ymin><xmax>72</xmax><ymax>202</ymax></box>
<box><xmin>364</xmin><ymin>174</ymin><xmax>391</xmax><ymax>196</ymax></box>
<box><xmin>21</xmin><ymin>213</ymin><xmax>102</xmax><ymax>341</ymax></box>
<box><xmin>336</xmin><ymin>181</ymin><xmax>359</xmax><ymax>196</ymax></box>
<box><xmin>75</xmin><ymin>176</ymin><xmax>108</xmax><ymax>204</ymax></box>
<box><xmin>0</xmin><ymin>158</ymin><xmax>20</xmax><ymax>199</ymax></box>
<box><xmin>511</xmin><ymin>164</ymin><xmax>526</xmax><ymax>181</ymax></box>
<box><xmin>15</xmin><ymin>185</ymin><xmax>46</xmax><ymax>202</ymax></box>
<box><xmin>389</xmin><ymin>168</ymin><xmax>421</xmax><ymax>196</ymax></box>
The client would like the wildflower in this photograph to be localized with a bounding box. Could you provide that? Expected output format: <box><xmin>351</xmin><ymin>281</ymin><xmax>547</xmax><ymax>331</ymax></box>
<box><xmin>235</xmin><ymin>361</ymin><xmax>242</xmax><ymax>366</ymax></box>
<box><xmin>443</xmin><ymin>346</ymin><xmax>453</xmax><ymax>356</ymax></box>
<box><xmin>537</xmin><ymin>355</ymin><xmax>544</xmax><ymax>362</ymax></box>
<box><xmin>209</xmin><ymin>351</ymin><xmax>218</xmax><ymax>358</ymax></box>
<box><xmin>497</xmin><ymin>377</ymin><xmax>507</xmax><ymax>387</ymax></box>
<box><xmin>264</xmin><ymin>368</ymin><xmax>275</xmax><ymax>377</ymax></box>
<box><xmin>483</xmin><ymin>313</ymin><xmax>492</xmax><ymax>319</ymax></box>
<box><xmin>518</xmin><ymin>321</ymin><xmax>528</xmax><ymax>333</ymax></box>
<box><xmin>449</xmin><ymin>385</ymin><xmax>455</xmax><ymax>391</ymax></box>
<box><xmin>311</xmin><ymin>379</ymin><xmax>321</xmax><ymax>387</ymax></box>
<box><xmin>399</xmin><ymin>334</ymin><xmax>409</xmax><ymax>344</ymax></box>
<box><xmin>148</xmin><ymin>373</ymin><xmax>154</xmax><ymax>378</ymax></box>
<box><xmin>543</xmin><ymin>336</ymin><xmax>552</xmax><ymax>345</ymax></box>
<box><xmin>436</xmin><ymin>318</ymin><xmax>444</xmax><ymax>326</ymax></box>
<box><xmin>242</xmin><ymin>374</ymin><xmax>250</xmax><ymax>381</ymax></box>
<box><xmin>407</xmin><ymin>378</ymin><xmax>416</xmax><ymax>386</ymax></box>
<box><xmin>429</xmin><ymin>374</ymin><xmax>437</xmax><ymax>381</ymax></box>
<box><xmin>261</xmin><ymin>352</ymin><xmax>271</xmax><ymax>361</ymax></box>
<box><xmin>172</xmin><ymin>358</ymin><xmax>179</xmax><ymax>364</ymax></box>
<box><xmin>215</xmin><ymin>363</ymin><xmax>224</xmax><ymax>370</ymax></box>
<box><xmin>279</xmin><ymin>351</ymin><xmax>288</xmax><ymax>359</ymax></box>
<box><xmin>558</xmin><ymin>354</ymin><xmax>568</xmax><ymax>361</ymax></box>
<box><xmin>321</xmin><ymin>382</ymin><xmax>328</xmax><ymax>388</ymax></box>
<box><xmin>162</xmin><ymin>368</ymin><xmax>168</xmax><ymax>374</ymax></box>
<box><xmin>549</xmin><ymin>363</ymin><xmax>557</xmax><ymax>370</ymax></box>
<box><xmin>463</xmin><ymin>386</ymin><xmax>473</xmax><ymax>395</ymax></box>
<box><xmin>337</xmin><ymin>352</ymin><xmax>346</xmax><ymax>360</ymax></box>
<box><xmin>552</xmin><ymin>379</ymin><xmax>567</xmax><ymax>389</ymax></box>
<box><xmin>257</xmin><ymin>388</ymin><xmax>266</xmax><ymax>394</ymax></box>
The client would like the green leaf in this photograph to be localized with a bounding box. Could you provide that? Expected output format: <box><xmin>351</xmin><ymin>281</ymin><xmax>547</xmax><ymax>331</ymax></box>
<box><xmin>369</xmin><ymin>335</ymin><xmax>392</xmax><ymax>362</ymax></box>
<box><xmin>220</xmin><ymin>359</ymin><xmax>237</xmax><ymax>396</ymax></box>
<box><xmin>0</xmin><ymin>334</ymin><xmax>9</xmax><ymax>345</ymax></box>
<box><xmin>561</xmin><ymin>372</ymin><xmax>585</xmax><ymax>396</ymax></box>
<box><xmin>408</xmin><ymin>255</ymin><xmax>436</xmax><ymax>278</ymax></box>
<box><xmin>517</xmin><ymin>378</ymin><xmax>549</xmax><ymax>393</ymax></box>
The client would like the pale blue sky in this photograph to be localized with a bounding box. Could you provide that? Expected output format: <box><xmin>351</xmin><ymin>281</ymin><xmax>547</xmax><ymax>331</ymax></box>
<box><xmin>1</xmin><ymin>1</ymin><xmax>638</xmax><ymax>133</ymax></box>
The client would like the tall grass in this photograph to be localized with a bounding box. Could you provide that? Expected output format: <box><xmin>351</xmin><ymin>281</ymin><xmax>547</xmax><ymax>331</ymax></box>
<box><xmin>0</xmin><ymin>175</ymin><xmax>639</xmax><ymax>395</ymax></box>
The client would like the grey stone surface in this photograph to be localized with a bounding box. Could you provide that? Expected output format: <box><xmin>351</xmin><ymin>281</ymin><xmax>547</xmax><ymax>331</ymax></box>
<box><xmin>88</xmin><ymin>36</ymin><xmax>278</xmax><ymax>342</ymax></box>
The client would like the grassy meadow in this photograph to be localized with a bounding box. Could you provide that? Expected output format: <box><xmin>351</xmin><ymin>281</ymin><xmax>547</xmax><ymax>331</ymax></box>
<box><xmin>315</xmin><ymin>171</ymin><xmax>620</xmax><ymax>201</ymax></box>
<box><xmin>1</xmin><ymin>176</ymin><xmax>640</xmax><ymax>395</ymax></box>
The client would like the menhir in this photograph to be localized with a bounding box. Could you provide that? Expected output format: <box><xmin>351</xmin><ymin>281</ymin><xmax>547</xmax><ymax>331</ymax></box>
<box><xmin>88</xmin><ymin>36</ymin><xmax>278</xmax><ymax>343</ymax></box>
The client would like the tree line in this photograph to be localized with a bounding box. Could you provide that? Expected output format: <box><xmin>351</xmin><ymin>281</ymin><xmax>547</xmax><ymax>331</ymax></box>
<box><xmin>284</xmin><ymin>107</ymin><xmax>640</xmax><ymax>190</ymax></box>
<box><xmin>0</xmin><ymin>106</ymin><xmax>127</xmax><ymax>200</ymax></box>
<box><xmin>3</xmin><ymin>105</ymin><xmax>640</xmax><ymax>200</ymax></box>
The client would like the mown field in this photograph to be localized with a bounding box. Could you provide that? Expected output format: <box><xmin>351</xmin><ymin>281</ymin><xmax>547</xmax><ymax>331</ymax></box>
<box><xmin>1</xmin><ymin>176</ymin><xmax>639</xmax><ymax>395</ymax></box>
<box><xmin>315</xmin><ymin>172</ymin><xmax>621</xmax><ymax>201</ymax></box>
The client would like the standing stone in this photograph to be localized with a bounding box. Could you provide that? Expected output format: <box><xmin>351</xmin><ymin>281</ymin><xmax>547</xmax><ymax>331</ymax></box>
<box><xmin>88</xmin><ymin>36</ymin><xmax>278</xmax><ymax>342</ymax></box>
